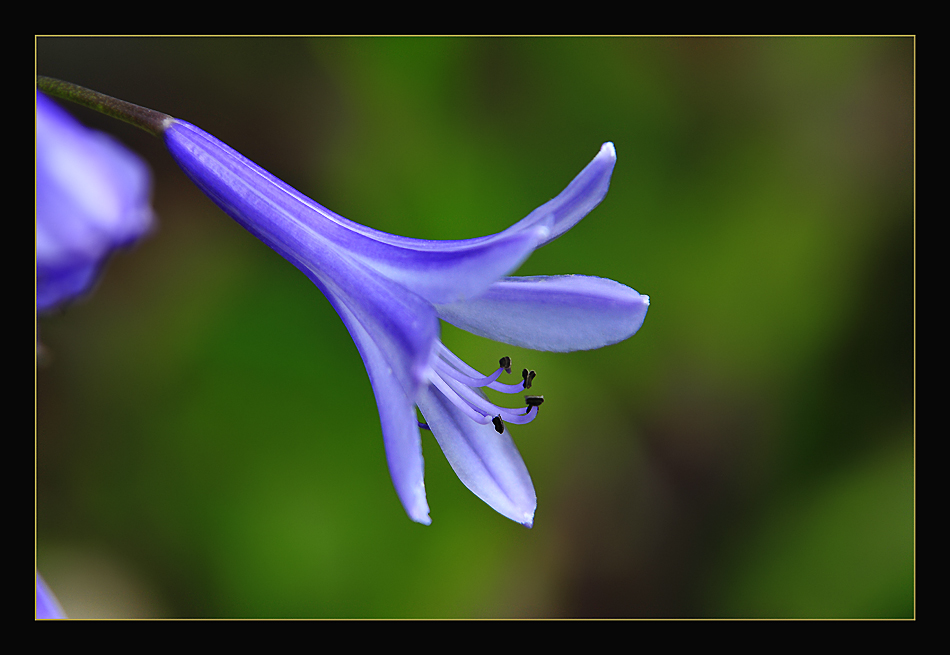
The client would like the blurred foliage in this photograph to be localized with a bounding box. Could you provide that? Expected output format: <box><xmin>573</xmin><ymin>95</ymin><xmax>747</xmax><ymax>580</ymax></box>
<box><xmin>36</xmin><ymin>36</ymin><xmax>913</xmax><ymax>618</ymax></box>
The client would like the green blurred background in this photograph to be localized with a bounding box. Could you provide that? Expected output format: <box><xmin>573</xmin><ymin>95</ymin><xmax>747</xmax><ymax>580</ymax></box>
<box><xmin>35</xmin><ymin>37</ymin><xmax>914</xmax><ymax>618</ymax></box>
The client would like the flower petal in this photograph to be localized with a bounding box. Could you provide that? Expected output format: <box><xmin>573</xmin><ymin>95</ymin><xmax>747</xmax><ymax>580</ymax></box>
<box><xmin>416</xmin><ymin>385</ymin><xmax>537</xmax><ymax>527</ymax></box>
<box><xmin>298</xmin><ymin>251</ymin><xmax>439</xmax><ymax>524</ymax></box>
<box><xmin>500</xmin><ymin>142</ymin><xmax>616</xmax><ymax>248</ymax></box>
<box><xmin>435</xmin><ymin>275</ymin><xmax>649</xmax><ymax>352</ymax></box>
<box><xmin>164</xmin><ymin>120</ymin><xmax>549</xmax><ymax>305</ymax></box>
<box><xmin>325</xmin><ymin>274</ymin><xmax>433</xmax><ymax>525</ymax></box>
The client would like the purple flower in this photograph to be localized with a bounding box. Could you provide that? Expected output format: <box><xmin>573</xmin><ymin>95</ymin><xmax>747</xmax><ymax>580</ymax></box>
<box><xmin>164</xmin><ymin>120</ymin><xmax>649</xmax><ymax>527</ymax></box>
<box><xmin>35</xmin><ymin>91</ymin><xmax>154</xmax><ymax>312</ymax></box>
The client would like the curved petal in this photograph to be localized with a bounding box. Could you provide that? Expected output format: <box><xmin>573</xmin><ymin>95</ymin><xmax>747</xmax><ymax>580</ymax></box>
<box><xmin>499</xmin><ymin>142</ymin><xmax>616</xmax><ymax>248</ymax></box>
<box><xmin>416</xmin><ymin>385</ymin><xmax>537</xmax><ymax>527</ymax></box>
<box><xmin>164</xmin><ymin>120</ymin><xmax>549</xmax><ymax>305</ymax></box>
<box><xmin>435</xmin><ymin>275</ymin><xmax>649</xmax><ymax>352</ymax></box>
<box><xmin>324</xmin><ymin>274</ymin><xmax>433</xmax><ymax>525</ymax></box>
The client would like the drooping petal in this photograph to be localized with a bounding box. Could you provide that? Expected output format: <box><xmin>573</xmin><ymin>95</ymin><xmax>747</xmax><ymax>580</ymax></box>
<box><xmin>36</xmin><ymin>92</ymin><xmax>154</xmax><ymax>312</ymax></box>
<box><xmin>330</xmin><ymin>291</ymin><xmax>432</xmax><ymax>525</ymax></box>
<box><xmin>297</xmin><ymin>249</ymin><xmax>440</xmax><ymax>524</ymax></box>
<box><xmin>435</xmin><ymin>275</ymin><xmax>649</xmax><ymax>352</ymax></box>
<box><xmin>164</xmin><ymin>120</ymin><xmax>549</xmax><ymax>305</ymax></box>
<box><xmin>416</xmin><ymin>385</ymin><xmax>537</xmax><ymax>527</ymax></box>
<box><xmin>498</xmin><ymin>142</ymin><xmax>617</xmax><ymax>248</ymax></box>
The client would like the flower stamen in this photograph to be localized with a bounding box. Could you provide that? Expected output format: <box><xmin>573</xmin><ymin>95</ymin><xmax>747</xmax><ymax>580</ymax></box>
<box><xmin>522</xmin><ymin>369</ymin><xmax>537</xmax><ymax>389</ymax></box>
<box><xmin>428</xmin><ymin>344</ymin><xmax>546</xmax><ymax>433</ymax></box>
<box><xmin>492</xmin><ymin>416</ymin><xmax>505</xmax><ymax>434</ymax></box>
<box><xmin>429</xmin><ymin>373</ymin><xmax>493</xmax><ymax>425</ymax></box>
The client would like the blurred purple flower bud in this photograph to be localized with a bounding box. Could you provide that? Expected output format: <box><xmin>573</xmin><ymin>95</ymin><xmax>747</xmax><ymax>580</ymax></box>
<box><xmin>35</xmin><ymin>91</ymin><xmax>154</xmax><ymax>312</ymax></box>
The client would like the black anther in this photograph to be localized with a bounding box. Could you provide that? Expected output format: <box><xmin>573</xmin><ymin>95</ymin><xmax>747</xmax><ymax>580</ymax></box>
<box><xmin>499</xmin><ymin>356</ymin><xmax>512</xmax><ymax>375</ymax></box>
<box><xmin>525</xmin><ymin>395</ymin><xmax>544</xmax><ymax>408</ymax></box>
<box><xmin>522</xmin><ymin>369</ymin><xmax>536</xmax><ymax>390</ymax></box>
<box><xmin>492</xmin><ymin>415</ymin><xmax>505</xmax><ymax>434</ymax></box>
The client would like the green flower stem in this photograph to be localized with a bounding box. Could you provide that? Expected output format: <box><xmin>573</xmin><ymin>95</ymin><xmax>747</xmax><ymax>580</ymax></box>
<box><xmin>36</xmin><ymin>76</ymin><xmax>171</xmax><ymax>137</ymax></box>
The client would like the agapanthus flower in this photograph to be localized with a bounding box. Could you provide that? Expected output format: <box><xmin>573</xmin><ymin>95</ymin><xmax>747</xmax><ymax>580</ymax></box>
<box><xmin>163</xmin><ymin>120</ymin><xmax>649</xmax><ymax>527</ymax></box>
<box><xmin>35</xmin><ymin>91</ymin><xmax>154</xmax><ymax>312</ymax></box>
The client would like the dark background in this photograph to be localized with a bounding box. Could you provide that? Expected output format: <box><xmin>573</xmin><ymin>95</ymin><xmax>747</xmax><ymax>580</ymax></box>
<box><xmin>36</xmin><ymin>36</ymin><xmax>914</xmax><ymax>618</ymax></box>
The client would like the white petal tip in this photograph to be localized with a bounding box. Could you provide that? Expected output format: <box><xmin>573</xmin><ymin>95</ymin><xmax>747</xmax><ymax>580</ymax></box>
<box><xmin>642</xmin><ymin>294</ymin><xmax>650</xmax><ymax>306</ymax></box>
<box><xmin>409</xmin><ymin>505</ymin><xmax>432</xmax><ymax>525</ymax></box>
<box><xmin>406</xmin><ymin>491</ymin><xmax>432</xmax><ymax>526</ymax></box>
<box><xmin>600</xmin><ymin>142</ymin><xmax>617</xmax><ymax>160</ymax></box>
